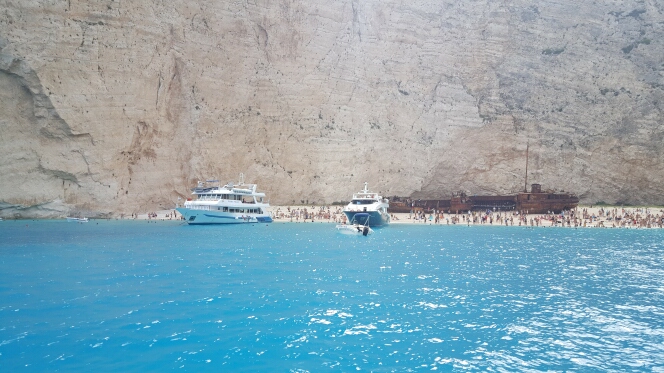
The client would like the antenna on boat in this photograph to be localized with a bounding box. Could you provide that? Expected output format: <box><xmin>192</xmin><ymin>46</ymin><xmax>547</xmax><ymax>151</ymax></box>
<box><xmin>363</xmin><ymin>182</ymin><xmax>368</xmax><ymax>193</ymax></box>
<box><xmin>239</xmin><ymin>173</ymin><xmax>245</xmax><ymax>185</ymax></box>
<box><xmin>524</xmin><ymin>142</ymin><xmax>529</xmax><ymax>193</ymax></box>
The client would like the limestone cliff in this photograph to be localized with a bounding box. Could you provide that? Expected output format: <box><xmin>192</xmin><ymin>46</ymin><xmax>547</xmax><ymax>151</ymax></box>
<box><xmin>1</xmin><ymin>0</ymin><xmax>663</xmax><ymax>218</ymax></box>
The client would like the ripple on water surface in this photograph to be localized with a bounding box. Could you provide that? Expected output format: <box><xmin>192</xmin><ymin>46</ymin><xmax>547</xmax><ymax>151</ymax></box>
<box><xmin>0</xmin><ymin>221</ymin><xmax>663</xmax><ymax>371</ymax></box>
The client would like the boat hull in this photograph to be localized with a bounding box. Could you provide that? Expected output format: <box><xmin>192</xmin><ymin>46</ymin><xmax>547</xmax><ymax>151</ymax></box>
<box><xmin>176</xmin><ymin>208</ymin><xmax>273</xmax><ymax>225</ymax></box>
<box><xmin>336</xmin><ymin>224</ymin><xmax>373</xmax><ymax>235</ymax></box>
<box><xmin>343</xmin><ymin>210</ymin><xmax>390</xmax><ymax>227</ymax></box>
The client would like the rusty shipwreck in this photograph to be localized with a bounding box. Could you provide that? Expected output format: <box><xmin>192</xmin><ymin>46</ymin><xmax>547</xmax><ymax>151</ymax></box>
<box><xmin>390</xmin><ymin>183</ymin><xmax>579</xmax><ymax>214</ymax></box>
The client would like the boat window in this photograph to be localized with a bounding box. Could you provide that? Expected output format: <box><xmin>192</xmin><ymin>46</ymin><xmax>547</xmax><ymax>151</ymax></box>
<box><xmin>352</xmin><ymin>199</ymin><xmax>374</xmax><ymax>205</ymax></box>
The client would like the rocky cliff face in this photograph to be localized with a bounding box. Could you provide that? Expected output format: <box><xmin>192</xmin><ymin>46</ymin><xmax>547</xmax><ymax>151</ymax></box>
<box><xmin>1</xmin><ymin>0</ymin><xmax>663</xmax><ymax>218</ymax></box>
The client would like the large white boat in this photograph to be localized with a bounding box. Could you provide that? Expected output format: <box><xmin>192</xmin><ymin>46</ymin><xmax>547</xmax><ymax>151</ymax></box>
<box><xmin>176</xmin><ymin>174</ymin><xmax>273</xmax><ymax>225</ymax></box>
<box><xmin>342</xmin><ymin>182</ymin><xmax>390</xmax><ymax>227</ymax></box>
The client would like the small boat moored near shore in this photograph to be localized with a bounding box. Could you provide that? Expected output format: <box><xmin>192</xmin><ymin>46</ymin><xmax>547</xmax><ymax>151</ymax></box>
<box><xmin>66</xmin><ymin>217</ymin><xmax>89</xmax><ymax>223</ymax></box>
<box><xmin>336</xmin><ymin>213</ymin><xmax>373</xmax><ymax>236</ymax></box>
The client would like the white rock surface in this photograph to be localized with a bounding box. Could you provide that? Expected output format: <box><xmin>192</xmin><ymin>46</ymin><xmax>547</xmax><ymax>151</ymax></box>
<box><xmin>1</xmin><ymin>0</ymin><xmax>663</xmax><ymax>217</ymax></box>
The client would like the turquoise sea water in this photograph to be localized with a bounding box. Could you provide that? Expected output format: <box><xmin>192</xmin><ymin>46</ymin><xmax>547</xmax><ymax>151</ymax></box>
<box><xmin>1</xmin><ymin>220</ymin><xmax>663</xmax><ymax>372</ymax></box>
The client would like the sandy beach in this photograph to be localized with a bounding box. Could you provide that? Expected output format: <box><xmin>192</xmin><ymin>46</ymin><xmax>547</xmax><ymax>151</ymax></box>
<box><xmin>267</xmin><ymin>205</ymin><xmax>664</xmax><ymax>228</ymax></box>
<box><xmin>134</xmin><ymin>205</ymin><xmax>664</xmax><ymax>229</ymax></box>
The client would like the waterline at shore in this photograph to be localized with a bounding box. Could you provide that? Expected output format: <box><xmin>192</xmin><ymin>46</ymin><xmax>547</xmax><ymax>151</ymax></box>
<box><xmin>126</xmin><ymin>205</ymin><xmax>664</xmax><ymax>229</ymax></box>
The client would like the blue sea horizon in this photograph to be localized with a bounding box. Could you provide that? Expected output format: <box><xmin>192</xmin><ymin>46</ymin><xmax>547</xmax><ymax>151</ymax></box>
<box><xmin>1</xmin><ymin>220</ymin><xmax>663</xmax><ymax>372</ymax></box>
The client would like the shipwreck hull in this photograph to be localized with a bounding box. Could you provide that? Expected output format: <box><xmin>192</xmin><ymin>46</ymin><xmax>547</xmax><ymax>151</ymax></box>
<box><xmin>516</xmin><ymin>193</ymin><xmax>579</xmax><ymax>214</ymax></box>
<box><xmin>389</xmin><ymin>185</ymin><xmax>579</xmax><ymax>214</ymax></box>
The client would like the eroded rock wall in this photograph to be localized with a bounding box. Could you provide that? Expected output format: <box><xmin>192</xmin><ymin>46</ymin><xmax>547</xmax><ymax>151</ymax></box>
<box><xmin>1</xmin><ymin>0</ymin><xmax>663</xmax><ymax>217</ymax></box>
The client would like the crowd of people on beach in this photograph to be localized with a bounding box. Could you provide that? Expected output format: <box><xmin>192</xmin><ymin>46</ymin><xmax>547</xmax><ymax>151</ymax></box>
<box><xmin>578</xmin><ymin>207</ymin><xmax>664</xmax><ymax>228</ymax></box>
<box><xmin>272</xmin><ymin>206</ymin><xmax>347</xmax><ymax>222</ymax></box>
<box><xmin>269</xmin><ymin>205</ymin><xmax>664</xmax><ymax>228</ymax></box>
<box><xmin>406</xmin><ymin>206</ymin><xmax>664</xmax><ymax>228</ymax></box>
<box><xmin>126</xmin><ymin>211</ymin><xmax>180</xmax><ymax>220</ymax></box>
<box><xmin>123</xmin><ymin>205</ymin><xmax>664</xmax><ymax>229</ymax></box>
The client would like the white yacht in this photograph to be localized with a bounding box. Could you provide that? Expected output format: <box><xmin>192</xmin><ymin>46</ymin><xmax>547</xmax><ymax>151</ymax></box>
<box><xmin>176</xmin><ymin>174</ymin><xmax>273</xmax><ymax>225</ymax></box>
<box><xmin>342</xmin><ymin>182</ymin><xmax>390</xmax><ymax>227</ymax></box>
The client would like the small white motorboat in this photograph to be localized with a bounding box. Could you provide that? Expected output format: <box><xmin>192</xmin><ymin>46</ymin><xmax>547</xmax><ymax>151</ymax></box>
<box><xmin>336</xmin><ymin>213</ymin><xmax>373</xmax><ymax>236</ymax></box>
<box><xmin>66</xmin><ymin>217</ymin><xmax>89</xmax><ymax>223</ymax></box>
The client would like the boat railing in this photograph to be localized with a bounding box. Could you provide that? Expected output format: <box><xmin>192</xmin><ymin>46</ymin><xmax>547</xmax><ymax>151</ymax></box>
<box><xmin>353</xmin><ymin>193</ymin><xmax>381</xmax><ymax>200</ymax></box>
<box><xmin>188</xmin><ymin>197</ymin><xmax>267</xmax><ymax>205</ymax></box>
<box><xmin>346</xmin><ymin>207</ymin><xmax>375</xmax><ymax>212</ymax></box>
<box><xmin>189</xmin><ymin>205</ymin><xmax>211</xmax><ymax>211</ymax></box>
